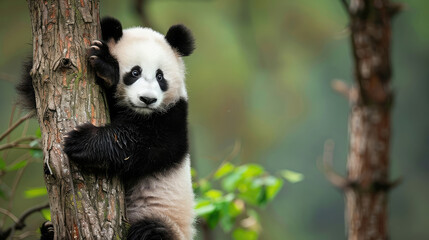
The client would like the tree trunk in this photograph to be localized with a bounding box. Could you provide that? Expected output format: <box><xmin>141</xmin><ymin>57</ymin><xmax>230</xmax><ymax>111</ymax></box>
<box><xmin>27</xmin><ymin>1</ymin><xmax>126</xmax><ymax>239</ymax></box>
<box><xmin>343</xmin><ymin>0</ymin><xmax>399</xmax><ymax>239</ymax></box>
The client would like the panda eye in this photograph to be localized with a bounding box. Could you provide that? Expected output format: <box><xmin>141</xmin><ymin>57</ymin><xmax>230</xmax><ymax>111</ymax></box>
<box><xmin>131</xmin><ymin>70</ymin><xmax>140</xmax><ymax>77</ymax></box>
<box><xmin>156</xmin><ymin>71</ymin><xmax>164</xmax><ymax>81</ymax></box>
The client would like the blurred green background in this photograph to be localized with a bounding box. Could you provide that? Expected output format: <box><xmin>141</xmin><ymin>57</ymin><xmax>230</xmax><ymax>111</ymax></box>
<box><xmin>0</xmin><ymin>0</ymin><xmax>428</xmax><ymax>239</ymax></box>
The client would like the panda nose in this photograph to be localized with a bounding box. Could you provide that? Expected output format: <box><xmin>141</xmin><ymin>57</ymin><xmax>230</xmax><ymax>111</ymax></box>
<box><xmin>139</xmin><ymin>96</ymin><xmax>157</xmax><ymax>105</ymax></box>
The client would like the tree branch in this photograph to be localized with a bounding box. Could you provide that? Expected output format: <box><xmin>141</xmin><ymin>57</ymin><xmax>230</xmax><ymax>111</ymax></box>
<box><xmin>0</xmin><ymin>112</ymin><xmax>34</xmax><ymax>142</ymax></box>
<box><xmin>0</xmin><ymin>136</ymin><xmax>39</xmax><ymax>151</ymax></box>
<box><xmin>0</xmin><ymin>203</ymin><xmax>49</xmax><ymax>239</ymax></box>
<box><xmin>0</xmin><ymin>208</ymin><xmax>19</xmax><ymax>223</ymax></box>
<box><xmin>321</xmin><ymin>139</ymin><xmax>348</xmax><ymax>189</ymax></box>
<box><xmin>331</xmin><ymin>79</ymin><xmax>358</xmax><ymax>102</ymax></box>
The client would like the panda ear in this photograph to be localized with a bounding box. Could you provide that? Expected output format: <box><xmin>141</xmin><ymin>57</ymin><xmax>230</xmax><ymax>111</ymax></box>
<box><xmin>101</xmin><ymin>17</ymin><xmax>123</xmax><ymax>42</ymax></box>
<box><xmin>165</xmin><ymin>25</ymin><xmax>195</xmax><ymax>57</ymax></box>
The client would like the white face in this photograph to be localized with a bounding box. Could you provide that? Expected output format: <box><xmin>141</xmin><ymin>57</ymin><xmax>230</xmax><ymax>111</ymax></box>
<box><xmin>108</xmin><ymin>27</ymin><xmax>188</xmax><ymax>115</ymax></box>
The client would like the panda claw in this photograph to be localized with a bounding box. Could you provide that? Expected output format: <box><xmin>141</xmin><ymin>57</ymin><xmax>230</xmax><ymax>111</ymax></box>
<box><xmin>91</xmin><ymin>40</ymin><xmax>103</xmax><ymax>46</ymax></box>
<box><xmin>89</xmin><ymin>56</ymin><xmax>97</xmax><ymax>62</ymax></box>
<box><xmin>90</xmin><ymin>45</ymin><xmax>100</xmax><ymax>51</ymax></box>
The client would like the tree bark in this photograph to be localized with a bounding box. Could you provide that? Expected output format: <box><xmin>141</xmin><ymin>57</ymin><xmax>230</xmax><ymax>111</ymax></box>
<box><xmin>342</xmin><ymin>0</ymin><xmax>399</xmax><ymax>239</ymax></box>
<box><xmin>27</xmin><ymin>1</ymin><xmax>126</xmax><ymax>239</ymax></box>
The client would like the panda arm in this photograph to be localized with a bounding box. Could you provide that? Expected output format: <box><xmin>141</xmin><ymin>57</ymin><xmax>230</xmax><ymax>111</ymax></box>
<box><xmin>63</xmin><ymin>123</ymin><xmax>136</xmax><ymax>172</ymax></box>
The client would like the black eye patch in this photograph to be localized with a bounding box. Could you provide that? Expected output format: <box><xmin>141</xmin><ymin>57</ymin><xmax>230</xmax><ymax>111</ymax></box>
<box><xmin>123</xmin><ymin>66</ymin><xmax>142</xmax><ymax>85</ymax></box>
<box><xmin>156</xmin><ymin>69</ymin><xmax>169</xmax><ymax>92</ymax></box>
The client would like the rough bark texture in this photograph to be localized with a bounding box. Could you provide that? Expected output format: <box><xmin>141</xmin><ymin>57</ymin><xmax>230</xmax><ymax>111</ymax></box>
<box><xmin>27</xmin><ymin>1</ymin><xmax>126</xmax><ymax>239</ymax></box>
<box><xmin>344</xmin><ymin>0</ymin><xmax>397</xmax><ymax>239</ymax></box>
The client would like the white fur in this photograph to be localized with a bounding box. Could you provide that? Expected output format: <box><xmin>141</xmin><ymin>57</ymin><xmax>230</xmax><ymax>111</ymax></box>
<box><xmin>108</xmin><ymin>27</ymin><xmax>188</xmax><ymax>114</ymax></box>
<box><xmin>127</xmin><ymin>78</ymin><xmax>164</xmax><ymax>114</ymax></box>
<box><xmin>126</xmin><ymin>156</ymin><xmax>195</xmax><ymax>240</ymax></box>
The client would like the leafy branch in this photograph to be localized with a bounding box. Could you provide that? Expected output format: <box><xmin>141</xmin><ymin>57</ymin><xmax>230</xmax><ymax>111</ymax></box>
<box><xmin>193</xmin><ymin>161</ymin><xmax>303</xmax><ymax>240</ymax></box>
<box><xmin>0</xmin><ymin>107</ymin><xmax>46</xmax><ymax>239</ymax></box>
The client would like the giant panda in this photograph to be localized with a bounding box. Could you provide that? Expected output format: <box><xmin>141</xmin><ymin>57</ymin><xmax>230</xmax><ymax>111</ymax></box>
<box><xmin>18</xmin><ymin>17</ymin><xmax>196</xmax><ymax>240</ymax></box>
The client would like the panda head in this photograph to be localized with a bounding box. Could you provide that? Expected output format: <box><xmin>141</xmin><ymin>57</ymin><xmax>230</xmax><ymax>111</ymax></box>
<box><xmin>101</xmin><ymin>17</ymin><xmax>195</xmax><ymax>115</ymax></box>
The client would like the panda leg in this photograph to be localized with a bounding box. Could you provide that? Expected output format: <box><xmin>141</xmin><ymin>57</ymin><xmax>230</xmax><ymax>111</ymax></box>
<box><xmin>127</xmin><ymin>218</ymin><xmax>176</xmax><ymax>240</ymax></box>
<box><xmin>40</xmin><ymin>221</ymin><xmax>54</xmax><ymax>240</ymax></box>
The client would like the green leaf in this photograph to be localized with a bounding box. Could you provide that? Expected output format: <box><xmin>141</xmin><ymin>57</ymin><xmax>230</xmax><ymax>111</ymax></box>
<box><xmin>222</xmin><ymin>164</ymin><xmax>265</xmax><ymax>192</ymax></box>
<box><xmin>233</xmin><ymin>228</ymin><xmax>258</xmax><ymax>240</ymax></box>
<box><xmin>238</xmin><ymin>184</ymin><xmax>263</xmax><ymax>206</ymax></box>
<box><xmin>264</xmin><ymin>176</ymin><xmax>283</xmax><ymax>202</ymax></box>
<box><xmin>222</xmin><ymin>170</ymin><xmax>244</xmax><ymax>192</ymax></box>
<box><xmin>0</xmin><ymin>158</ymin><xmax>5</xmax><ymax>170</ymax></box>
<box><xmin>195</xmin><ymin>199</ymin><xmax>217</xmax><ymax>216</ymax></box>
<box><xmin>228</xmin><ymin>200</ymin><xmax>243</xmax><ymax>217</ymax></box>
<box><xmin>206</xmin><ymin>210</ymin><xmax>221</xmax><ymax>229</ymax></box>
<box><xmin>214</xmin><ymin>162</ymin><xmax>235</xmax><ymax>179</ymax></box>
<box><xmin>195</xmin><ymin>204</ymin><xmax>216</xmax><ymax>216</ymax></box>
<box><xmin>35</xmin><ymin>128</ymin><xmax>42</xmax><ymax>138</ymax></box>
<box><xmin>24</xmin><ymin>187</ymin><xmax>47</xmax><ymax>198</ymax></box>
<box><xmin>205</xmin><ymin>189</ymin><xmax>223</xmax><ymax>200</ymax></box>
<box><xmin>219</xmin><ymin>198</ymin><xmax>241</xmax><ymax>232</ymax></box>
<box><xmin>220</xmin><ymin>210</ymin><xmax>234</xmax><ymax>232</ymax></box>
<box><xmin>6</xmin><ymin>160</ymin><xmax>28</xmax><ymax>171</ymax></box>
<box><xmin>239</xmin><ymin>164</ymin><xmax>264</xmax><ymax>178</ymax></box>
<box><xmin>41</xmin><ymin>209</ymin><xmax>51</xmax><ymax>221</ymax></box>
<box><xmin>223</xmin><ymin>193</ymin><xmax>235</xmax><ymax>203</ymax></box>
<box><xmin>29</xmin><ymin>139</ymin><xmax>39</xmax><ymax>148</ymax></box>
<box><xmin>29</xmin><ymin>140</ymin><xmax>43</xmax><ymax>159</ymax></box>
<box><xmin>281</xmin><ymin>170</ymin><xmax>304</xmax><ymax>183</ymax></box>
<box><xmin>30</xmin><ymin>149</ymin><xmax>43</xmax><ymax>159</ymax></box>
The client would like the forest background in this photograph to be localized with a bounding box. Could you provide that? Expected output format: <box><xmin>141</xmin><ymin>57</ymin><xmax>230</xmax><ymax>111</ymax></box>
<box><xmin>0</xmin><ymin>0</ymin><xmax>428</xmax><ymax>239</ymax></box>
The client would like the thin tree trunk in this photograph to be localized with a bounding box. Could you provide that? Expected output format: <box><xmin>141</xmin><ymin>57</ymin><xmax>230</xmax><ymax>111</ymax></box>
<box><xmin>27</xmin><ymin>1</ymin><xmax>126</xmax><ymax>239</ymax></box>
<box><xmin>343</xmin><ymin>0</ymin><xmax>399</xmax><ymax>239</ymax></box>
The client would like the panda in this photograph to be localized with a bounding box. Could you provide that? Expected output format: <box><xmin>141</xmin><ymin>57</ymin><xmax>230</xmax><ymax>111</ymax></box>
<box><xmin>17</xmin><ymin>17</ymin><xmax>196</xmax><ymax>240</ymax></box>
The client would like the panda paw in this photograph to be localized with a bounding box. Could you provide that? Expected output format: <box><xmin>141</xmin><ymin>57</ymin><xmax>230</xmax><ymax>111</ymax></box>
<box><xmin>40</xmin><ymin>221</ymin><xmax>54</xmax><ymax>240</ymax></box>
<box><xmin>63</xmin><ymin>123</ymin><xmax>98</xmax><ymax>166</ymax></box>
<box><xmin>87</xmin><ymin>40</ymin><xmax>119</xmax><ymax>88</ymax></box>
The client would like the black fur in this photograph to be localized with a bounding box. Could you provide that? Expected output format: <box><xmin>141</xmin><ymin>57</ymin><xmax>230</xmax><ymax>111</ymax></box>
<box><xmin>127</xmin><ymin>219</ymin><xmax>175</xmax><ymax>240</ymax></box>
<box><xmin>40</xmin><ymin>221</ymin><xmax>54</xmax><ymax>240</ymax></box>
<box><xmin>165</xmin><ymin>24</ymin><xmax>195</xmax><ymax>57</ymax></box>
<box><xmin>123</xmin><ymin>66</ymin><xmax>142</xmax><ymax>86</ymax></box>
<box><xmin>101</xmin><ymin>17</ymin><xmax>123</xmax><ymax>42</ymax></box>
<box><xmin>63</xmin><ymin>98</ymin><xmax>188</xmax><ymax>181</ymax></box>
<box><xmin>15</xmin><ymin>58</ymin><xmax>36</xmax><ymax>111</ymax></box>
<box><xmin>88</xmin><ymin>40</ymin><xmax>120</xmax><ymax>88</ymax></box>
<box><xmin>156</xmin><ymin>69</ymin><xmax>169</xmax><ymax>92</ymax></box>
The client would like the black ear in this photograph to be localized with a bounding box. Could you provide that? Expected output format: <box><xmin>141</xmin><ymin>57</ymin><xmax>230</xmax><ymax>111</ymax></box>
<box><xmin>101</xmin><ymin>17</ymin><xmax>123</xmax><ymax>42</ymax></box>
<box><xmin>165</xmin><ymin>25</ymin><xmax>195</xmax><ymax>57</ymax></box>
